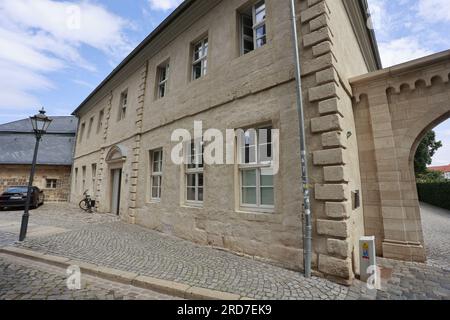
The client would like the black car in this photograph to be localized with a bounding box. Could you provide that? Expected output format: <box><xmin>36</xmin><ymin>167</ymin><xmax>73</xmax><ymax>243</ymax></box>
<box><xmin>0</xmin><ymin>186</ymin><xmax>44</xmax><ymax>210</ymax></box>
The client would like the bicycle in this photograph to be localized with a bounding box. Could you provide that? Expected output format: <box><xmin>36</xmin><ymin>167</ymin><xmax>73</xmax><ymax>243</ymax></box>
<box><xmin>79</xmin><ymin>190</ymin><xmax>95</xmax><ymax>213</ymax></box>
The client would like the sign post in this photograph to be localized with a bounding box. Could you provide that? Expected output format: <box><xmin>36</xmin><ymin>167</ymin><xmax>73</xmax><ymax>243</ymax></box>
<box><xmin>359</xmin><ymin>236</ymin><xmax>377</xmax><ymax>286</ymax></box>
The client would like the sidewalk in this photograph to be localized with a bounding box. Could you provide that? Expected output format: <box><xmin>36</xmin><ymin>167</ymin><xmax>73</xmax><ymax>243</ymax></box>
<box><xmin>1</xmin><ymin>204</ymin><xmax>448</xmax><ymax>300</ymax></box>
<box><xmin>10</xmin><ymin>221</ymin><xmax>350</xmax><ymax>300</ymax></box>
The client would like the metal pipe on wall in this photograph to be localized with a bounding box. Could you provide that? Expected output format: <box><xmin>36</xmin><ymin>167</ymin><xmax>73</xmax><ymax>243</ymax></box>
<box><xmin>289</xmin><ymin>0</ymin><xmax>313</xmax><ymax>278</ymax></box>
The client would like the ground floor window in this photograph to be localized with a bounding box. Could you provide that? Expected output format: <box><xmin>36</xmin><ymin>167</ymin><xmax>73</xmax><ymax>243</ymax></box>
<box><xmin>150</xmin><ymin>149</ymin><xmax>163</xmax><ymax>201</ymax></box>
<box><xmin>46</xmin><ymin>179</ymin><xmax>57</xmax><ymax>189</ymax></box>
<box><xmin>238</xmin><ymin>125</ymin><xmax>274</xmax><ymax>211</ymax></box>
<box><xmin>185</xmin><ymin>140</ymin><xmax>204</xmax><ymax>205</ymax></box>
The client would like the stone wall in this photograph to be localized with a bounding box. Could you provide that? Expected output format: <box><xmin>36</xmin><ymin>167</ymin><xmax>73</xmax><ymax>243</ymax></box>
<box><xmin>71</xmin><ymin>0</ymin><xmax>379</xmax><ymax>283</ymax></box>
<box><xmin>0</xmin><ymin>165</ymin><xmax>72</xmax><ymax>202</ymax></box>
<box><xmin>351</xmin><ymin>50</ymin><xmax>450</xmax><ymax>261</ymax></box>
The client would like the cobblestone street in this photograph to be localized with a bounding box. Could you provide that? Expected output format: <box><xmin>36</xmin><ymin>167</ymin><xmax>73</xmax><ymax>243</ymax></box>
<box><xmin>0</xmin><ymin>203</ymin><xmax>448</xmax><ymax>300</ymax></box>
<box><xmin>0</xmin><ymin>253</ymin><xmax>178</xmax><ymax>300</ymax></box>
<box><xmin>420</xmin><ymin>202</ymin><xmax>450</xmax><ymax>271</ymax></box>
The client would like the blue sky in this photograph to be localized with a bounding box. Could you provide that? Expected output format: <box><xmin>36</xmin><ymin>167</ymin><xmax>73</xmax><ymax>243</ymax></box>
<box><xmin>0</xmin><ymin>0</ymin><xmax>449</xmax><ymax>165</ymax></box>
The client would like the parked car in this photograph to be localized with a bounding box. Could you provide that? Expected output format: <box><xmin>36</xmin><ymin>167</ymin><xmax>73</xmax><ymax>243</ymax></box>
<box><xmin>0</xmin><ymin>186</ymin><xmax>44</xmax><ymax>210</ymax></box>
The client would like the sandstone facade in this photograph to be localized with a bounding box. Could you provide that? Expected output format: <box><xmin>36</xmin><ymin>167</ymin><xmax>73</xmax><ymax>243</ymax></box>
<box><xmin>70</xmin><ymin>0</ymin><xmax>450</xmax><ymax>283</ymax></box>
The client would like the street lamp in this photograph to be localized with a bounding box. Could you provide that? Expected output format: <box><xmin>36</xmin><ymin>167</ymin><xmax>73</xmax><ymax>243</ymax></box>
<box><xmin>19</xmin><ymin>108</ymin><xmax>52</xmax><ymax>242</ymax></box>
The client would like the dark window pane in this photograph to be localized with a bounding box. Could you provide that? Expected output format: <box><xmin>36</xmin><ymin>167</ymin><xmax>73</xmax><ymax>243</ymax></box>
<box><xmin>198</xmin><ymin>174</ymin><xmax>204</xmax><ymax>187</ymax></box>
<box><xmin>187</xmin><ymin>174</ymin><xmax>196</xmax><ymax>187</ymax></box>
<box><xmin>187</xmin><ymin>187</ymin><xmax>196</xmax><ymax>201</ymax></box>
<box><xmin>198</xmin><ymin>187</ymin><xmax>203</xmax><ymax>202</ymax></box>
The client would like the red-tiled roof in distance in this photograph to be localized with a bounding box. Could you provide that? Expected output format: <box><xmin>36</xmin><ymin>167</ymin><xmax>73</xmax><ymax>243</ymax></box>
<box><xmin>428</xmin><ymin>164</ymin><xmax>450</xmax><ymax>173</ymax></box>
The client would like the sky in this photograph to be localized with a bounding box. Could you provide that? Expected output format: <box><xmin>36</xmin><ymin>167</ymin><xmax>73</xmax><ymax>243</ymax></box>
<box><xmin>0</xmin><ymin>0</ymin><xmax>448</xmax><ymax>165</ymax></box>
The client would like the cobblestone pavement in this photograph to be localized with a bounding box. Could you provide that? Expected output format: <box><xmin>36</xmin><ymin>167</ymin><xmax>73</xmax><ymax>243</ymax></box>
<box><xmin>0</xmin><ymin>253</ymin><xmax>179</xmax><ymax>300</ymax></box>
<box><xmin>1</xmin><ymin>203</ymin><xmax>449</xmax><ymax>300</ymax></box>
<box><xmin>16</xmin><ymin>222</ymin><xmax>349</xmax><ymax>300</ymax></box>
<box><xmin>420</xmin><ymin>202</ymin><xmax>450</xmax><ymax>271</ymax></box>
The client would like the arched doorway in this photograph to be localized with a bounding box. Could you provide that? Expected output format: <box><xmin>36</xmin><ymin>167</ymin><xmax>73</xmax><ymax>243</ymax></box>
<box><xmin>105</xmin><ymin>145</ymin><xmax>127</xmax><ymax>216</ymax></box>
<box><xmin>351</xmin><ymin>50</ymin><xmax>450</xmax><ymax>262</ymax></box>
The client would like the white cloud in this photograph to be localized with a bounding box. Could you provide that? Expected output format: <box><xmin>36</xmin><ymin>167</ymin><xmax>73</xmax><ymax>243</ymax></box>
<box><xmin>148</xmin><ymin>0</ymin><xmax>183</xmax><ymax>11</ymax></box>
<box><xmin>417</xmin><ymin>0</ymin><xmax>450</xmax><ymax>23</ymax></box>
<box><xmin>378</xmin><ymin>37</ymin><xmax>433</xmax><ymax>67</ymax></box>
<box><xmin>0</xmin><ymin>0</ymin><xmax>132</xmax><ymax>110</ymax></box>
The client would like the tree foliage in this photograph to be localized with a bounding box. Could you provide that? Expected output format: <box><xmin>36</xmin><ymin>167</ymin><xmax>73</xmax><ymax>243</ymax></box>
<box><xmin>416</xmin><ymin>170</ymin><xmax>446</xmax><ymax>183</ymax></box>
<box><xmin>414</xmin><ymin>130</ymin><xmax>442</xmax><ymax>175</ymax></box>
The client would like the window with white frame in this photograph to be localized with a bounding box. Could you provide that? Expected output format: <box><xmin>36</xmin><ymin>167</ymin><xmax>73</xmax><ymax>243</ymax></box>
<box><xmin>78</xmin><ymin>123</ymin><xmax>85</xmax><ymax>144</ymax></box>
<box><xmin>185</xmin><ymin>140</ymin><xmax>204</xmax><ymax>204</ymax></box>
<box><xmin>157</xmin><ymin>63</ymin><xmax>169</xmax><ymax>99</ymax></box>
<box><xmin>74</xmin><ymin>168</ymin><xmax>78</xmax><ymax>190</ymax></box>
<box><xmin>87</xmin><ymin>116</ymin><xmax>94</xmax><ymax>139</ymax></box>
<box><xmin>118</xmin><ymin>90</ymin><xmax>128</xmax><ymax>121</ymax></box>
<box><xmin>82</xmin><ymin>166</ymin><xmax>87</xmax><ymax>192</ymax></box>
<box><xmin>91</xmin><ymin>163</ymin><xmax>97</xmax><ymax>195</ymax></box>
<box><xmin>97</xmin><ymin>110</ymin><xmax>104</xmax><ymax>134</ymax></box>
<box><xmin>46</xmin><ymin>179</ymin><xmax>57</xmax><ymax>189</ymax></box>
<box><xmin>192</xmin><ymin>37</ymin><xmax>208</xmax><ymax>80</ymax></box>
<box><xmin>150</xmin><ymin>149</ymin><xmax>163</xmax><ymax>200</ymax></box>
<box><xmin>240</xmin><ymin>1</ymin><xmax>267</xmax><ymax>55</ymax></box>
<box><xmin>238</xmin><ymin>126</ymin><xmax>274</xmax><ymax>210</ymax></box>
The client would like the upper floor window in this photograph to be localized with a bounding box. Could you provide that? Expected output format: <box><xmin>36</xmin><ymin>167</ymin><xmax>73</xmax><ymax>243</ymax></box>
<box><xmin>118</xmin><ymin>90</ymin><xmax>128</xmax><ymax>121</ymax></box>
<box><xmin>192</xmin><ymin>37</ymin><xmax>208</xmax><ymax>80</ymax></box>
<box><xmin>97</xmin><ymin>110</ymin><xmax>104</xmax><ymax>134</ymax></box>
<box><xmin>150</xmin><ymin>149</ymin><xmax>163</xmax><ymax>201</ymax></box>
<box><xmin>87</xmin><ymin>116</ymin><xmax>94</xmax><ymax>139</ymax></box>
<box><xmin>78</xmin><ymin>123</ymin><xmax>86</xmax><ymax>144</ymax></box>
<box><xmin>240</xmin><ymin>1</ymin><xmax>266</xmax><ymax>55</ymax></box>
<box><xmin>185</xmin><ymin>140</ymin><xmax>204</xmax><ymax>205</ymax></box>
<box><xmin>157</xmin><ymin>62</ymin><xmax>169</xmax><ymax>99</ymax></box>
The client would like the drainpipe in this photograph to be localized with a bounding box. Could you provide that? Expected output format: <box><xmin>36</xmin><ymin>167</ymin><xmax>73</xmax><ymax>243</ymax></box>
<box><xmin>289</xmin><ymin>0</ymin><xmax>312</xmax><ymax>278</ymax></box>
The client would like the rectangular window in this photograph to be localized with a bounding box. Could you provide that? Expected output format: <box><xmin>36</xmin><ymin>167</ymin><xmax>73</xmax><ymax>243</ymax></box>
<box><xmin>91</xmin><ymin>163</ymin><xmax>97</xmax><ymax>195</ymax></box>
<box><xmin>240</xmin><ymin>1</ymin><xmax>266</xmax><ymax>55</ymax></box>
<box><xmin>97</xmin><ymin>110</ymin><xmax>104</xmax><ymax>134</ymax></box>
<box><xmin>157</xmin><ymin>63</ymin><xmax>169</xmax><ymax>99</ymax></box>
<box><xmin>192</xmin><ymin>37</ymin><xmax>208</xmax><ymax>80</ymax></box>
<box><xmin>74</xmin><ymin>168</ymin><xmax>78</xmax><ymax>190</ymax></box>
<box><xmin>82</xmin><ymin>166</ymin><xmax>86</xmax><ymax>192</ymax></box>
<box><xmin>185</xmin><ymin>140</ymin><xmax>204</xmax><ymax>204</ymax></box>
<box><xmin>78</xmin><ymin>123</ymin><xmax>86</xmax><ymax>144</ymax></box>
<box><xmin>118</xmin><ymin>90</ymin><xmax>128</xmax><ymax>121</ymax></box>
<box><xmin>238</xmin><ymin>126</ymin><xmax>274</xmax><ymax>210</ymax></box>
<box><xmin>87</xmin><ymin>116</ymin><xmax>94</xmax><ymax>139</ymax></box>
<box><xmin>46</xmin><ymin>179</ymin><xmax>57</xmax><ymax>189</ymax></box>
<box><xmin>150</xmin><ymin>149</ymin><xmax>163</xmax><ymax>201</ymax></box>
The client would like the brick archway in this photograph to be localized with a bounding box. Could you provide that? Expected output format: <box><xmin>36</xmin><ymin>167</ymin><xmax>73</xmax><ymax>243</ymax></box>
<box><xmin>351</xmin><ymin>50</ymin><xmax>450</xmax><ymax>261</ymax></box>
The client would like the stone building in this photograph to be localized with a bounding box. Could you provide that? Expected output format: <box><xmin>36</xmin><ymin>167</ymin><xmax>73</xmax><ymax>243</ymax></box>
<box><xmin>71</xmin><ymin>0</ymin><xmax>450</xmax><ymax>283</ymax></box>
<box><xmin>0</xmin><ymin>116</ymin><xmax>77</xmax><ymax>202</ymax></box>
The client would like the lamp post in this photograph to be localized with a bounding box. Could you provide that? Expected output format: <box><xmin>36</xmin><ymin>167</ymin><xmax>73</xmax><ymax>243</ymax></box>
<box><xmin>19</xmin><ymin>108</ymin><xmax>52</xmax><ymax>242</ymax></box>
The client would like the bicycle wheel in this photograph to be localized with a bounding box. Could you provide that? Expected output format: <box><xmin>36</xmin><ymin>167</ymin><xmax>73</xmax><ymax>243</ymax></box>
<box><xmin>79</xmin><ymin>199</ymin><xmax>89</xmax><ymax>211</ymax></box>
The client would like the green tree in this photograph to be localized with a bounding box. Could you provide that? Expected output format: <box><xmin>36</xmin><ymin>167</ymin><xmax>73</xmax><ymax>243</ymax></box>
<box><xmin>416</xmin><ymin>170</ymin><xmax>446</xmax><ymax>183</ymax></box>
<box><xmin>414</xmin><ymin>130</ymin><xmax>442</xmax><ymax>175</ymax></box>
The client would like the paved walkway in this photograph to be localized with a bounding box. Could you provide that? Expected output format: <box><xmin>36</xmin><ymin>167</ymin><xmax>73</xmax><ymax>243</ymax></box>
<box><xmin>0</xmin><ymin>203</ymin><xmax>449</xmax><ymax>300</ymax></box>
<box><xmin>420</xmin><ymin>202</ymin><xmax>450</xmax><ymax>271</ymax></box>
<box><xmin>0</xmin><ymin>253</ymin><xmax>177</xmax><ymax>300</ymax></box>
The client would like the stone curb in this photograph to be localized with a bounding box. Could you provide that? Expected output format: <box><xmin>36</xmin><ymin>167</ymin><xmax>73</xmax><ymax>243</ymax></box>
<box><xmin>0</xmin><ymin>246</ymin><xmax>254</xmax><ymax>300</ymax></box>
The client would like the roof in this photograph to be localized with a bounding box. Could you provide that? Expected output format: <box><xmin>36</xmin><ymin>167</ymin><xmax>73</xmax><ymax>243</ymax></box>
<box><xmin>72</xmin><ymin>0</ymin><xmax>381</xmax><ymax>116</ymax></box>
<box><xmin>0</xmin><ymin>116</ymin><xmax>78</xmax><ymax>134</ymax></box>
<box><xmin>428</xmin><ymin>165</ymin><xmax>450</xmax><ymax>173</ymax></box>
<box><xmin>0</xmin><ymin>116</ymin><xmax>77</xmax><ymax>166</ymax></box>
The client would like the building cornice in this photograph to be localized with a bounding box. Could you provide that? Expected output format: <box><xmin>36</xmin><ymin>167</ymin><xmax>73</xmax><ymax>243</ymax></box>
<box><xmin>343</xmin><ymin>0</ymin><xmax>382</xmax><ymax>72</ymax></box>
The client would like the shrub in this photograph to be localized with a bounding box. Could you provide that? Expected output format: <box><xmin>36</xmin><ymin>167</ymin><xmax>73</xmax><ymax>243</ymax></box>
<box><xmin>416</xmin><ymin>182</ymin><xmax>450</xmax><ymax>210</ymax></box>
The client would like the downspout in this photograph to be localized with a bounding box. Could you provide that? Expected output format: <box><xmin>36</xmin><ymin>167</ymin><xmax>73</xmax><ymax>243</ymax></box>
<box><xmin>289</xmin><ymin>0</ymin><xmax>312</xmax><ymax>278</ymax></box>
